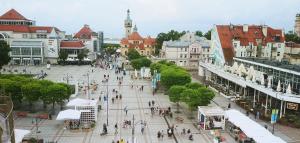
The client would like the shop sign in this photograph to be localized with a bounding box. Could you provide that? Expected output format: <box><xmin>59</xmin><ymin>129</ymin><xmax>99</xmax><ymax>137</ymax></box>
<box><xmin>287</xmin><ymin>102</ymin><xmax>298</xmax><ymax>111</ymax></box>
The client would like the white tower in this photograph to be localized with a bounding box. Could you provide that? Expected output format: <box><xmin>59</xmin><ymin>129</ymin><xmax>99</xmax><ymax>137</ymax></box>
<box><xmin>295</xmin><ymin>13</ymin><xmax>300</xmax><ymax>37</ymax></box>
<box><xmin>124</xmin><ymin>9</ymin><xmax>132</xmax><ymax>37</ymax></box>
<box><xmin>133</xmin><ymin>24</ymin><xmax>138</xmax><ymax>32</ymax></box>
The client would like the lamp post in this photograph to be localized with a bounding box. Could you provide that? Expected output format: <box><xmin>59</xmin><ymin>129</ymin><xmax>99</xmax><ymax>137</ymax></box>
<box><xmin>83</xmin><ymin>72</ymin><xmax>90</xmax><ymax>99</ymax></box>
<box><xmin>63</xmin><ymin>73</ymin><xmax>72</xmax><ymax>84</ymax></box>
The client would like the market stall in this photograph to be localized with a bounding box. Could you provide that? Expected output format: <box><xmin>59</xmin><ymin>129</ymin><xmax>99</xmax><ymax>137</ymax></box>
<box><xmin>66</xmin><ymin>98</ymin><xmax>98</xmax><ymax>122</ymax></box>
<box><xmin>198</xmin><ymin>106</ymin><xmax>225</xmax><ymax>130</ymax></box>
<box><xmin>225</xmin><ymin>109</ymin><xmax>286</xmax><ymax>143</ymax></box>
<box><xmin>14</xmin><ymin>129</ymin><xmax>30</xmax><ymax>143</ymax></box>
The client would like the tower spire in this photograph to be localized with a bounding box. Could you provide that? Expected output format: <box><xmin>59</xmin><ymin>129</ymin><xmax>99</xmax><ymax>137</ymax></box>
<box><xmin>127</xmin><ymin>9</ymin><xmax>130</xmax><ymax>20</ymax></box>
<box><xmin>133</xmin><ymin>24</ymin><xmax>138</xmax><ymax>32</ymax></box>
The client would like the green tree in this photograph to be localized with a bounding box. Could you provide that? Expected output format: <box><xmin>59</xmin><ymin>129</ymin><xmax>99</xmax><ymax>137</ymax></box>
<box><xmin>131</xmin><ymin>57</ymin><xmax>152</xmax><ymax>69</ymax></box>
<box><xmin>195</xmin><ymin>31</ymin><xmax>203</xmax><ymax>37</ymax></box>
<box><xmin>168</xmin><ymin>85</ymin><xmax>187</xmax><ymax>113</ymax></box>
<box><xmin>285</xmin><ymin>31</ymin><xmax>300</xmax><ymax>43</ymax></box>
<box><xmin>127</xmin><ymin>48</ymin><xmax>141</xmax><ymax>61</ymax></box>
<box><xmin>0</xmin><ymin>40</ymin><xmax>11</xmax><ymax>71</ymax></box>
<box><xmin>161</xmin><ymin>68</ymin><xmax>191</xmax><ymax>89</ymax></box>
<box><xmin>47</xmin><ymin>84</ymin><xmax>67</xmax><ymax>110</ymax></box>
<box><xmin>77</xmin><ymin>49</ymin><xmax>89</xmax><ymax>65</ymax></box>
<box><xmin>155</xmin><ymin>30</ymin><xmax>186</xmax><ymax>55</ymax></box>
<box><xmin>58</xmin><ymin>50</ymin><xmax>68</xmax><ymax>64</ymax></box>
<box><xmin>39</xmin><ymin>80</ymin><xmax>54</xmax><ymax>109</ymax></box>
<box><xmin>185</xmin><ymin>82</ymin><xmax>203</xmax><ymax>89</ymax></box>
<box><xmin>181</xmin><ymin>87</ymin><xmax>215</xmax><ymax>118</ymax></box>
<box><xmin>22</xmin><ymin>82</ymin><xmax>42</xmax><ymax>111</ymax></box>
<box><xmin>204</xmin><ymin>30</ymin><xmax>212</xmax><ymax>40</ymax></box>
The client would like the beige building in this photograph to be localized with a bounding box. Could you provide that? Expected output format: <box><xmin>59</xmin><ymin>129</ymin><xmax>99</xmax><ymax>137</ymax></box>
<box><xmin>120</xmin><ymin>10</ymin><xmax>155</xmax><ymax>56</ymax></box>
<box><xmin>284</xmin><ymin>42</ymin><xmax>300</xmax><ymax>64</ymax></box>
<box><xmin>295</xmin><ymin>14</ymin><xmax>300</xmax><ymax>37</ymax></box>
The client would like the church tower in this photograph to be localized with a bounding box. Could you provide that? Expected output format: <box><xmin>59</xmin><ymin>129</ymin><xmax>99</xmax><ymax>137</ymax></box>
<box><xmin>124</xmin><ymin>9</ymin><xmax>132</xmax><ymax>37</ymax></box>
<box><xmin>295</xmin><ymin>13</ymin><xmax>300</xmax><ymax>37</ymax></box>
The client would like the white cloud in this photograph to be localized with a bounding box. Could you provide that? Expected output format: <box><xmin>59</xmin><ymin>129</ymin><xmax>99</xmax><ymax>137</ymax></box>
<box><xmin>0</xmin><ymin>0</ymin><xmax>299</xmax><ymax>38</ymax></box>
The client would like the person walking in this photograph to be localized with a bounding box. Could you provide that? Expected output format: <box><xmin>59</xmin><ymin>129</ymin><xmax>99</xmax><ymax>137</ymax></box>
<box><xmin>141</xmin><ymin>125</ymin><xmax>145</xmax><ymax>134</ymax></box>
<box><xmin>152</xmin><ymin>100</ymin><xmax>155</xmax><ymax>106</ymax></box>
<box><xmin>112</xmin><ymin>97</ymin><xmax>115</xmax><ymax>104</ymax></box>
<box><xmin>148</xmin><ymin>101</ymin><xmax>151</xmax><ymax>107</ymax></box>
<box><xmin>228</xmin><ymin>103</ymin><xmax>231</xmax><ymax>109</ymax></box>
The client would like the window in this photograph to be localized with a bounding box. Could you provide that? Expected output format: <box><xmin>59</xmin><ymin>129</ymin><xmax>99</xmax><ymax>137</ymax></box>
<box><xmin>185</xmin><ymin>48</ymin><xmax>187</xmax><ymax>51</ymax></box>
<box><xmin>180</xmin><ymin>54</ymin><xmax>183</xmax><ymax>58</ymax></box>
<box><xmin>32</xmin><ymin>48</ymin><xmax>41</xmax><ymax>55</ymax></box>
<box><xmin>37</xmin><ymin>34</ymin><xmax>47</xmax><ymax>39</ymax></box>
<box><xmin>240</xmin><ymin>52</ymin><xmax>242</xmax><ymax>57</ymax></box>
<box><xmin>22</xmin><ymin>34</ymin><xmax>28</xmax><ymax>38</ymax></box>
<box><xmin>277</xmin><ymin>52</ymin><xmax>280</xmax><ymax>56</ymax></box>
<box><xmin>181</xmin><ymin>48</ymin><xmax>183</xmax><ymax>51</ymax></box>
<box><xmin>21</xmin><ymin>47</ymin><xmax>31</xmax><ymax>55</ymax></box>
<box><xmin>184</xmin><ymin>54</ymin><xmax>187</xmax><ymax>58</ymax></box>
<box><xmin>93</xmin><ymin>40</ymin><xmax>98</xmax><ymax>52</ymax></box>
<box><xmin>234</xmin><ymin>43</ymin><xmax>238</xmax><ymax>48</ymax></box>
<box><xmin>11</xmin><ymin>47</ymin><xmax>20</xmax><ymax>55</ymax></box>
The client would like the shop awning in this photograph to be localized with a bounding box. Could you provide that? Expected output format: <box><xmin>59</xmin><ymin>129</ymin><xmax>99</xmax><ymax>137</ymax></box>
<box><xmin>225</xmin><ymin>109</ymin><xmax>286</xmax><ymax>143</ymax></box>
<box><xmin>66</xmin><ymin>98</ymin><xmax>98</xmax><ymax>106</ymax></box>
<box><xmin>56</xmin><ymin>109</ymin><xmax>81</xmax><ymax>120</ymax></box>
<box><xmin>198</xmin><ymin>106</ymin><xmax>224</xmax><ymax>116</ymax></box>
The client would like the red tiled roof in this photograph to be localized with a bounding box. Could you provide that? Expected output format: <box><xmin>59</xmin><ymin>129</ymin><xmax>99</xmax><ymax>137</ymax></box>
<box><xmin>60</xmin><ymin>41</ymin><xmax>84</xmax><ymax>49</ymax></box>
<box><xmin>216</xmin><ymin>25</ymin><xmax>285</xmax><ymax>62</ymax></box>
<box><xmin>128</xmin><ymin>32</ymin><xmax>143</xmax><ymax>40</ymax></box>
<box><xmin>74</xmin><ymin>25</ymin><xmax>93</xmax><ymax>39</ymax></box>
<box><xmin>144</xmin><ymin>36</ymin><xmax>156</xmax><ymax>45</ymax></box>
<box><xmin>0</xmin><ymin>9</ymin><xmax>30</xmax><ymax>21</ymax></box>
<box><xmin>0</xmin><ymin>25</ymin><xmax>59</xmax><ymax>33</ymax></box>
<box><xmin>120</xmin><ymin>38</ymin><xmax>129</xmax><ymax>45</ymax></box>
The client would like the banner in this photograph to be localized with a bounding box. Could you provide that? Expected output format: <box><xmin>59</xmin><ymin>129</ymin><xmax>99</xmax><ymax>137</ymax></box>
<box><xmin>271</xmin><ymin>109</ymin><xmax>279</xmax><ymax>124</ymax></box>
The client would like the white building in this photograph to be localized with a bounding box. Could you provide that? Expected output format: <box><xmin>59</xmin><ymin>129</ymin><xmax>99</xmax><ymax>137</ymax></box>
<box><xmin>73</xmin><ymin>24</ymin><xmax>102</xmax><ymax>60</ymax></box>
<box><xmin>0</xmin><ymin>9</ymin><xmax>65</xmax><ymax>65</ymax></box>
<box><xmin>210</xmin><ymin>24</ymin><xmax>285</xmax><ymax>66</ymax></box>
<box><xmin>160</xmin><ymin>32</ymin><xmax>211</xmax><ymax>67</ymax></box>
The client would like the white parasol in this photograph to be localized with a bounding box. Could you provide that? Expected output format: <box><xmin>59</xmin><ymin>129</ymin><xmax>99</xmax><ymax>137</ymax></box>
<box><xmin>277</xmin><ymin>80</ymin><xmax>281</xmax><ymax>92</ymax></box>
<box><xmin>286</xmin><ymin>83</ymin><xmax>292</xmax><ymax>94</ymax></box>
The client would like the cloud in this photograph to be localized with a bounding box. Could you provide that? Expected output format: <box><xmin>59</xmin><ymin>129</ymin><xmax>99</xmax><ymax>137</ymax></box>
<box><xmin>0</xmin><ymin>0</ymin><xmax>299</xmax><ymax>38</ymax></box>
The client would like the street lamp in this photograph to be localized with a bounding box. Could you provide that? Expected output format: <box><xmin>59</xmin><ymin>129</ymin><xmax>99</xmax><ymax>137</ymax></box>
<box><xmin>83</xmin><ymin>72</ymin><xmax>90</xmax><ymax>99</ymax></box>
<box><xmin>63</xmin><ymin>73</ymin><xmax>73</xmax><ymax>84</ymax></box>
<box><xmin>32</xmin><ymin>117</ymin><xmax>41</xmax><ymax>140</ymax></box>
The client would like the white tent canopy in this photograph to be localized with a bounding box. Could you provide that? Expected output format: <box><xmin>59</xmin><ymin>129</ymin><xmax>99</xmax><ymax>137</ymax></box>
<box><xmin>277</xmin><ymin>80</ymin><xmax>281</xmax><ymax>92</ymax></box>
<box><xmin>225</xmin><ymin>109</ymin><xmax>286</xmax><ymax>143</ymax></box>
<box><xmin>116</xmin><ymin>49</ymin><xmax>121</xmax><ymax>53</ymax></box>
<box><xmin>66</xmin><ymin>98</ymin><xmax>98</xmax><ymax>106</ymax></box>
<box><xmin>56</xmin><ymin>109</ymin><xmax>81</xmax><ymax>120</ymax></box>
<box><xmin>14</xmin><ymin>129</ymin><xmax>30</xmax><ymax>143</ymax></box>
<box><xmin>260</xmin><ymin>73</ymin><xmax>265</xmax><ymax>85</ymax></box>
<box><xmin>286</xmin><ymin>83</ymin><xmax>292</xmax><ymax>94</ymax></box>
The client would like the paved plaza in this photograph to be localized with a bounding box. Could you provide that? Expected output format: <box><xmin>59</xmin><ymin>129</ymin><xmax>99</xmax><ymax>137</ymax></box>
<box><xmin>10</xmin><ymin>65</ymin><xmax>217</xmax><ymax>143</ymax></box>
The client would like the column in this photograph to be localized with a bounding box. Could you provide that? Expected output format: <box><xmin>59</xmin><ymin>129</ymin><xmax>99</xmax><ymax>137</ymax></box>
<box><xmin>253</xmin><ymin>90</ymin><xmax>256</xmax><ymax>108</ymax></box>
<box><xmin>265</xmin><ymin>94</ymin><xmax>268</xmax><ymax>115</ymax></box>
<box><xmin>280</xmin><ymin>100</ymin><xmax>283</xmax><ymax>118</ymax></box>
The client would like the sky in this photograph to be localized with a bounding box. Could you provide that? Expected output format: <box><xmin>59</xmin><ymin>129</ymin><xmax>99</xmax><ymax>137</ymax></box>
<box><xmin>0</xmin><ymin>0</ymin><xmax>299</xmax><ymax>38</ymax></box>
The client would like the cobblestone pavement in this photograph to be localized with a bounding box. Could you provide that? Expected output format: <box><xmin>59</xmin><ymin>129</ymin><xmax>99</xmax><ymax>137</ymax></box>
<box><xmin>11</xmin><ymin>65</ymin><xmax>217</xmax><ymax>143</ymax></box>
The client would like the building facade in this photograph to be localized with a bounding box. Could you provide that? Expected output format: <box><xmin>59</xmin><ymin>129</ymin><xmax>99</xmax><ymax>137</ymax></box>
<box><xmin>73</xmin><ymin>24</ymin><xmax>102</xmax><ymax>60</ymax></box>
<box><xmin>160</xmin><ymin>32</ymin><xmax>211</xmax><ymax>67</ymax></box>
<box><xmin>0</xmin><ymin>9</ymin><xmax>65</xmax><ymax>65</ymax></box>
<box><xmin>211</xmin><ymin>24</ymin><xmax>285</xmax><ymax>66</ymax></box>
<box><xmin>60</xmin><ymin>40</ymin><xmax>86</xmax><ymax>60</ymax></box>
<box><xmin>120</xmin><ymin>10</ymin><xmax>155</xmax><ymax>57</ymax></box>
<box><xmin>295</xmin><ymin>14</ymin><xmax>300</xmax><ymax>37</ymax></box>
<box><xmin>284</xmin><ymin>42</ymin><xmax>300</xmax><ymax>64</ymax></box>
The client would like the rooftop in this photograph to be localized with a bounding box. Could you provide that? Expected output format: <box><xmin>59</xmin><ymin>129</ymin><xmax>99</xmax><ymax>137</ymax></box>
<box><xmin>235</xmin><ymin>57</ymin><xmax>300</xmax><ymax>73</ymax></box>
<box><xmin>0</xmin><ymin>9</ymin><xmax>31</xmax><ymax>21</ymax></box>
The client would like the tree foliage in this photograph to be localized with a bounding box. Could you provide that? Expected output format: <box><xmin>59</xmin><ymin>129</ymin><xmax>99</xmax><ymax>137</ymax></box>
<box><xmin>78</xmin><ymin>49</ymin><xmax>89</xmax><ymax>63</ymax></box>
<box><xmin>127</xmin><ymin>48</ymin><xmax>141</xmax><ymax>61</ymax></box>
<box><xmin>58</xmin><ymin>50</ymin><xmax>68</xmax><ymax>62</ymax></box>
<box><xmin>185</xmin><ymin>82</ymin><xmax>203</xmax><ymax>89</ymax></box>
<box><xmin>285</xmin><ymin>31</ymin><xmax>300</xmax><ymax>43</ymax></box>
<box><xmin>47</xmin><ymin>84</ymin><xmax>68</xmax><ymax>109</ymax></box>
<box><xmin>204</xmin><ymin>30</ymin><xmax>212</xmax><ymax>40</ymax></box>
<box><xmin>195</xmin><ymin>31</ymin><xmax>203</xmax><ymax>37</ymax></box>
<box><xmin>131</xmin><ymin>57</ymin><xmax>152</xmax><ymax>69</ymax></box>
<box><xmin>0</xmin><ymin>40</ymin><xmax>11</xmax><ymax>70</ymax></box>
<box><xmin>155</xmin><ymin>30</ymin><xmax>186</xmax><ymax>55</ymax></box>
<box><xmin>161</xmin><ymin>68</ymin><xmax>191</xmax><ymax>89</ymax></box>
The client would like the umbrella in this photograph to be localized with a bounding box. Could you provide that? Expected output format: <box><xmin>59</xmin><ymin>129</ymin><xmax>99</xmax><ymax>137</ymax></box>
<box><xmin>231</xmin><ymin>62</ymin><xmax>238</xmax><ymax>73</ymax></box>
<box><xmin>56</xmin><ymin>109</ymin><xmax>81</xmax><ymax>120</ymax></box>
<box><xmin>252</xmin><ymin>75</ymin><xmax>256</xmax><ymax>82</ymax></box>
<box><xmin>286</xmin><ymin>83</ymin><xmax>292</xmax><ymax>94</ymax></box>
<box><xmin>239</xmin><ymin>64</ymin><xmax>247</xmax><ymax>74</ymax></box>
<box><xmin>267</xmin><ymin>78</ymin><xmax>272</xmax><ymax>88</ymax></box>
<box><xmin>260</xmin><ymin>74</ymin><xmax>265</xmax><ymax>85</ymax></box>
<box><xmin>277</xmin><ymin>80</ymin><xmax>281</xmax><ymax>92</ymax></box>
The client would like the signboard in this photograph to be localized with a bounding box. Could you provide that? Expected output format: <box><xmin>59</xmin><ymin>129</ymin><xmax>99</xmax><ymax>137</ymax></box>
<box><xmin>47</xmin><ymin>39</ymin><xmax>58</xmax><ymax>58</ymax></box>
<box><xmin>287</xmin><ymin>102</ymin><xmax>299</xmax><ymax>111</ymax></box>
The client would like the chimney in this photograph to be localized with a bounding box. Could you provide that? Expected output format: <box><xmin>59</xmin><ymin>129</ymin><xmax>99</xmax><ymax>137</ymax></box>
<box><xmin>243</xmin><ymin>24</ymin><xmax>248</xmax><ymax>32</ymax></box>
<box><xmin>262</xmin><ymin>25</ymin><xmax>268</xmax><ymax>37</ymax></box>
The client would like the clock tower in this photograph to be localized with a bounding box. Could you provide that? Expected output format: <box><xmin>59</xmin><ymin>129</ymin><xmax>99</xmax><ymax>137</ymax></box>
<box><xmin>124</xmin><ymin>9</ymin><xmax>132</xmax><ymax>37</ymax></box>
